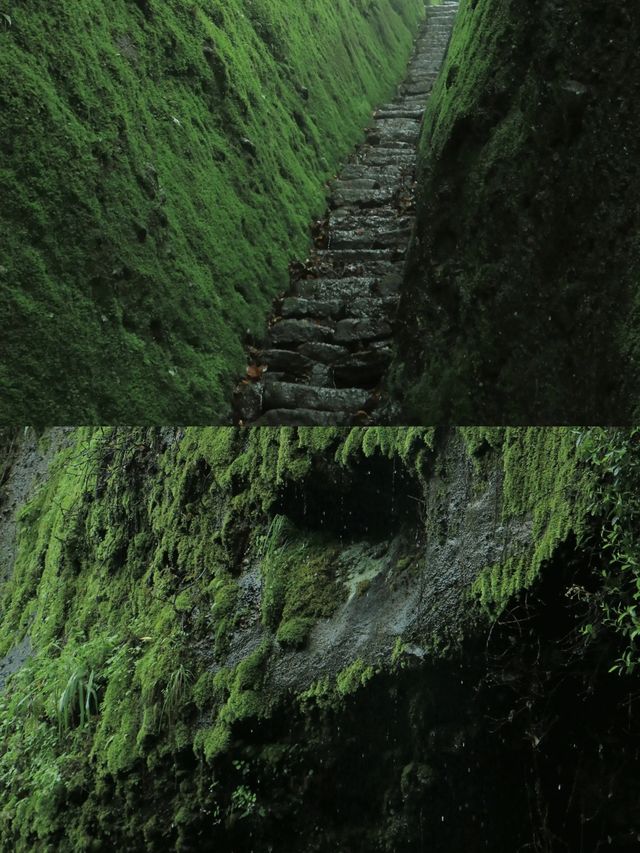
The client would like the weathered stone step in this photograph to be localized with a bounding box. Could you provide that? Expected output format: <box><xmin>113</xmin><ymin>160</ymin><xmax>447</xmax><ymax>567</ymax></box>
<box><xmin>346</xmin><ymin>296</ymin><xmax>399</xmax><ymax>319</ymax></box>
<box><xmin>340</xmin><ymin>163</ymin><xmax>406</xmax><ymax>180</ymax></box>
<box><xmin>375</xmin><ymin>106</ymin><xmax>424</xmax><ymax>120</ymax></box>
<box><xmin>330</xmin><ymin>224</ymin><xmax>411</xmax><ymax>250</ymax></box>
<box><xmin>358</xmin><ymin>147</ymin><xmax>416</xmax><ymax>167</ymax></box>
<box><xmin>263</xmin><ymin>382</ymin><xmax>371</xmax><ymax>413</ymax></box>
<box><xmin>334</xmin><ymin>317</ymin><xmax>393</xmax><ymax>344</ymax></box>
<box><xmin>329</xmin><ymin>205</ymin><xmax>410</xmax><ymax>225</ymax></box>
<box><xmin>331</xmin><ymin>349</ymin><xmax>393</xmax><ymax>387</ymax></box>
<box><xmin>369</xmin><ymin>121</ymin><xmax>421</xmax><ymax>145</ymax></box>
<box><xmin>405</xmin><ymin>73</ymin><xmax>440</xmax><ymax>87</ymax></box>
<box><xmin>280</xmin><ymin>296</ymin><xmax>343</xmax><ymax>320</ymax></box>
<box><xmin>296</xmin><ymin>271</ymin><xmax>402</xmax><ymax>301</ymax></box>
<box><xmin>315</xmin><ymin>248</ymin><xmax>404</xmax><ymax>267</ymax></box>
<box><xmin>400</xmin><ymin>82</ymin><xmax>436</xmax><ymax>97</ymax></box>
<box><xmin>268</xmin><ymin>318</ymin><xmax>334</xmax><ymax>346</ymax></box>
<box><xmin>298</xmin><ymin>342</ymin><xmax>350</xmax><ymax>364</ymax></box>
<box><xmin>263</xmin><ymin>363</ymin><xmax>332</xmax><ymax>388</ymax></box>
<box><xmin>258</xmin><ymin>349</ymin><xmax>314</xmax><ymax>377</ymax></box>
<box><xmin>256</xmin><ymin>409</ymin><xmax>354</xmax><ymax>426</ymax></box>
<box><xmin>332</xmin><ymin>177</ymin><xmax>387</xmax><ymax>192</ymax></box>
<box><xmin>296</xmin><ymin>276</ymin><xmax>378</xmax><ymax>301</ymax></box>
<box><xmin>331</xmin><ymin>186</ymin><xmax>396</xmax><ymax>208</ymax></box>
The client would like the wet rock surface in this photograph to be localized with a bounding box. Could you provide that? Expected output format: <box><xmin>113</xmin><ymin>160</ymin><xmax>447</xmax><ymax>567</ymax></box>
<box><xmin>235</xmin><ymin>3</ymin><xmax>459</xmax><ymax>425</ymax></box>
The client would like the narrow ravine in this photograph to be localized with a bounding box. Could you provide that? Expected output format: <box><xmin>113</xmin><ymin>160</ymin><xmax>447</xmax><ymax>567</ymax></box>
<box><xmin>234</xmin><ymin>3</ymin><xmax>459</xmax><ymax>426</ymax></box>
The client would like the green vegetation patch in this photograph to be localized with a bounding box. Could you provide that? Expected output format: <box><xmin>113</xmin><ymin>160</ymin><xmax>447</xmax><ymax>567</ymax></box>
<box><xmin>473</xmin><ymin>428</ymin><xmax>594</xmax><ymax>612</ymax></box>
<box><xmin>0</xmin><ymin>0</ymin><xmax>424</xmax><ymax>422</ymax></box>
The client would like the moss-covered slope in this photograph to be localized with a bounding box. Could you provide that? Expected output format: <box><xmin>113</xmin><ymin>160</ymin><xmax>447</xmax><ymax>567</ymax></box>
<box><xmin>392</xmin><ymin>0</ymin><xmax>640</xmax><ymax>423</ymax></box>
<box><xmin>0</xmin><ymin>0</ymin><xmax>424</xmax><ymax>424</ymax></box>
<box><xmin>2</xmin><ymin>426</ymin><xmax>626</xmax><ymax>850</ymax></box>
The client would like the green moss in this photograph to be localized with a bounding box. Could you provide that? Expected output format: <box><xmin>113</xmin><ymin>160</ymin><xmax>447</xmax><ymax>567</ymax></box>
<box><xmin>276</xmin><ymin>616</ymin><xmax>313</xmax><ymax>650</ymax></box>
<box><xmin>473</xmin><ymin>428</ymin><xmax>594</xmax><ymax>613</ymax></box>
<box><xmin>335</xmin><ymin>658</ymin><xmax>375</xmax><ymax>697</ymax></box>
<box><xmin>261</xmin><ymin>528</ymin><xmax>345</xmax><ymax>637</ymax></box>
<box><xmin>296</xmin><ymin>659</ymin><xmax>376</xmax><ymax>714</ymax></box>
<box><xmin>0</xmin><ymin>0</ymin><xmax>424</xmax><ymax>423</ymax></box>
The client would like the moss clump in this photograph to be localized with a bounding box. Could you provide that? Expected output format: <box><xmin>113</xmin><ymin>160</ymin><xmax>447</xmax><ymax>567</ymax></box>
<box><xmin>276</xmin><ymin>616</ymin><xmax>314</xmax><ymax>650</ymax></box>
<box><xmin>336</xmin><ymin>658</ymin><xmax>375</xmax><ymax>697</ymax></box>
<box><xmin>261</xmin><ymin>524</ymin><xmax>345</xmax><ymax>638</ymax></box>
<box><xmin>297</xmin><ymin>658</ymin><xmax>376</xmax><ymax>714</ymax></box>
<box><xmin>0</xmin><ymin>0</ymin><xmax>424</xmax><ymax>423</ymax></box>
<box><xmin>393</xmin><ymin>0</ymin><xmax>640</xmax><ymax>423</ymax></box>
<box><xmin>473</xmin><ymin>428</ymin><xmax>594</xmax><ymax>612</ymax></box>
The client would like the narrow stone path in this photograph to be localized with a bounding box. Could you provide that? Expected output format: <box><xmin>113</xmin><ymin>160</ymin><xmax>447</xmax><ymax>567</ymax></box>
<box><xmin>234</xmin><ymin>2</ymin><xmax>459</xmax><ymax>426</ymax></box>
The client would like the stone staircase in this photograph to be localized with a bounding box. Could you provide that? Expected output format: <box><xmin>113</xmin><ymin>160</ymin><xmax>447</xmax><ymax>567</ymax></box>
<box><xmin>234</xmin><ymin>2</ymin><xmax>459</xmax><ymax>426</ymax></box>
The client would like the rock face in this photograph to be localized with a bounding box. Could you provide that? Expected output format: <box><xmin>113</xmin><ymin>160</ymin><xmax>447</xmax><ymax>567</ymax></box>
<box><xmin>392</xmin><ymin>0</ymin><xmax>640</xmax><ymax>423</ymax></box>
<box><xmin>235</xmin><ymin>4</ymin><xmax>460</xmax><ymax>427</ymax></box>
<box><xmin>0</xmin><ymin>427</ymin><xmax>638</xmax><ymax>851</ymax></box>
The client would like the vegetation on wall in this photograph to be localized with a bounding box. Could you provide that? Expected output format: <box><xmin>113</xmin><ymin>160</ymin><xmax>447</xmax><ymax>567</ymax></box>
<box><xmin>0</xmin><ymin>426</ymin><xmax>631</xmax><ymax>849</ymax></box>
<box><xmin>0</xmin><ymin>0</ymin><xmax>424</xmax><ymax>424</ymax></box>
<box><xmin>392</xmin><ymin>0</ymin><xmax>640</xmax><ymax>423</ymax></box>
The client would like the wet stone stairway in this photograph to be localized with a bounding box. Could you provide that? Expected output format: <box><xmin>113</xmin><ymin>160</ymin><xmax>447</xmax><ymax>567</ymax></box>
<box><xmin>234</xmin><ymin>2</ymin><xmax>459</xmax><ymax>426</ymax></box>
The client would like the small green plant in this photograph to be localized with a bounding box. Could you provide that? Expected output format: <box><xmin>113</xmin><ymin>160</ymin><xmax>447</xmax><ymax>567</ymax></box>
<box><xmin>161</xmin><ymin>663</ymin><xmax>192</xmax><ymax>727</ymax></box>
<box><xmin>578</xmin><ymin>427</ymin><xmax>640</xmax><ymax>674</ymax></box>
<box><xmin>56</xmin><ymin>667</ymin><xmax>98</xmax><ymax>733</ymax></box>
<box><xmin>230</xmin><ymin>784</ymin><xmax>259</xmax><ymax>818</ymax></box>
<box><xmin>260</xmin><ymin>514</ymin><xmax>290</xmax><ymax>561</ymax></box>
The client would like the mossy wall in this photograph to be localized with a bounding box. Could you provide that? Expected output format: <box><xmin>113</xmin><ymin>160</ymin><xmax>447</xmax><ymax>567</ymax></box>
<box><xmin>0</xmin><ymin>426</ymin><xmax>603</xmax><ymax>850</ymax></box>
<box><xmin>0</xmin><ymin>0</ymin><xmax>424</xmax><ymax>424</ymax></box>
<box><xmin>392</xmin><ymin>0</ymin><xmax>640</xmax><ymax>423</ymax></box>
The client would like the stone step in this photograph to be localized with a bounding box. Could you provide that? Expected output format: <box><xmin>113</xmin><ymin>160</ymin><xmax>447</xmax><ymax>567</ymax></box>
<box><xmin>330</xmin><ymin>224</ymin><xmax>411</xmax><ymax>250</ymax></box>
<box><xmin>346</xmin><ymin>296</ymin><xmax>399</xmax><ymax>319</ymax></box>
<box><xmin>256</xmin><ymin>408</ymin><xmax>354</xmax><ymax>426</ymax></box>
<box><xmin>329</xmin><ymin>204</ymin><xmax>410</xmax><ymax>225</ymax></box>
<box><xmin>374</xmin><ymin>106</ymin><xmax>425</xmax><ymax>120</ymax></box>
<box><xmin>263</xmin><ymin>382</ymin><xmax>371</xmax><ymax>413</ymax></box>
<box><xmin>334</xmin><ymin>317</ymin><xmax>393</xmax><ymax>344</ymax></box>
<box><xmin>331</xmin><ymin>186</ymin><xmax>397</xmax><ymax>208</ymax></box>
<box><xmin>298</xmin><ymin>342</ymin><xmax>350</xmax><ymax>364</ymax></box>
<box><xmin>280</xmin><ymin>296</ymin><xmax>343</xmax><ymax>320</ymax></box>
<box><xmin>263</xmin><ymin>363</ymin><xmax>332</xmax><ymax>389</ymax></box>
<box><xmin>340</xmin><ymin>163</ymin><xmax>406</xmax><ymax>180</ymax></box>
<box><xmin>405</xmin><ymin>74</ymin><xmax>440</xmax><ymax>87</ymax></box>
<box><xmin>400</xmin><ymin>83</ymin><xmax>435</xmax><ymax>97</ymax></box>
<box><xmin>297</xmin><ymin>276</ymin><xmax>378</xmax><ymax>301</ymax></box>
<box><xmin>315</xmin><ymin>248</ymin><xmax>405</xmax><ymax>267</ymax></box>
<box><xmin>331</xmin><ymin>349</ymin><xmax>393</xmax><ymax>388</ymax></box>
<box><xmin>268</xmin><ymin>318</ymin><xmax>334</xmax><ymax>347</ymax></box>
<box><xmin>258</xmin><ymin>349</ymin><xmax>314</xmax><ymax>378</ymax></box>
<box><xmin>332</xmin><ymin>177</ymin><xmax>385</xmax><ymax>192</ymax></box>
<box><xmin>357</xmin><ymin>147</ymin><xmax>416</xmax><ymax>167</ymax></box>
<box><xmin>296</xmin><ymin>270</ymin><xmax>402</xmax><ymax>301</ymax></box>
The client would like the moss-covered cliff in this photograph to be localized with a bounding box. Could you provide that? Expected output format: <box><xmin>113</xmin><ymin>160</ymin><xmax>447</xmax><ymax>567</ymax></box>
<box><xmin>0</xmin><ymin>0</ymin><xmax>424</xmax><ymax>424</ymax></box>
<box><xmin>0</xmin><ymin>426</ymin><xmax>638</xmax><ymax>850</ymax></box>
<box><xmin>393</xmin><ymin>0</ymin><xmax>640</xmax><ymax>423</ymax></box>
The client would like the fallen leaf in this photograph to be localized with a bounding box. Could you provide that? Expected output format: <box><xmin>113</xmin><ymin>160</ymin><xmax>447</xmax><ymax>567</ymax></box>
<box><xmin>246</xmin><ymin>364</ymin><xmax>266</xmax><ymax>381</ymax></box>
